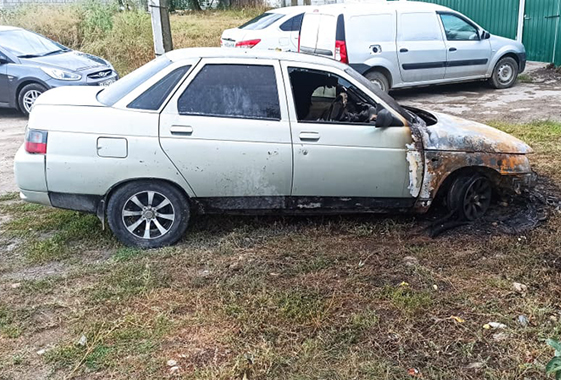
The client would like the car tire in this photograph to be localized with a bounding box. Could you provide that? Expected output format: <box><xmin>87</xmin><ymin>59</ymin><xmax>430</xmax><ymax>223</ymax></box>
<box><xmin>447</xmin><ymin>174</ymin><xmax>493</xmax><ymax>221</ymax></box>
<box><xmin>365</xmin><ymin>70</ymin><xmax>390</xmax><ymax>92</ymax></box>
<box><xmin>489</xmin><ymin>56</ymin><xmax>518</xmax><ymax>89</ymax></box>
<box><xmin>107</xmin><ymin>180</ymin><xmax>190</xmax><ymax>248</ymax></box>
<box><xmin>18</xmin><ymin>83</ymin><xmax>47</xmax><ymax>116</ymax></box>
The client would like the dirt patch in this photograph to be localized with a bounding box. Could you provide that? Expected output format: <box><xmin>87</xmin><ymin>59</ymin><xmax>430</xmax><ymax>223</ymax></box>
<box><xmin>0</xmin><ymin>109</ymin><xmax>26</xmax><ymax>195</ymax></box>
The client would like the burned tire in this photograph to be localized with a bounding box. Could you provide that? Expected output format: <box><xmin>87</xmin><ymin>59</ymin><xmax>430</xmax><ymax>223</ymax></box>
<box><xmin>447</xmin><ymin>174</ymin><xmax>493</xmax><ymax>221</ymax></box>
<box><xmin>365</xmin><ymin>70</ymin><xmax>390</xmax><ymax>92</ymax></box>
<box><xmin>489</xmin><ymin>56</ymin><xmax>518</xmax><ymax>89</ymax></box>
<box><xmin>18</xmin><ymin>83</ymin><xmax>47</xmax><ymax>116</ymax></box>
<box><xmin>107</xmin><ymin>181</ymin><xmax>190</xmax><ymax>248</ymax></box>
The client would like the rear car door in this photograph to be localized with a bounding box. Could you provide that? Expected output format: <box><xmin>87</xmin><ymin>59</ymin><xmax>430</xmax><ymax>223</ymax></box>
<box><xmin>159</xmin><ymin>59</ymin><xmax>293</xmax><ymax>205</ymax></box>
<box><xmin>299</xmin><ymin>12</ymin><xmax>337</xmax><ymax>59</ymax></box>
<box><xmin>397</xmin><ymin>11</ymin><xmax>447</xmax><ymax>83</ymax></box>
<box><xmin>0</xmin><ymin>49</ymin><xmax>11</xmax><ymax>105</ymax></box>
<box><xmin>278</xmin><ymin>13</ymin><xmax>304</xmax><ymax>51</ymax></box>
<box><xmin>438</xmin><ymin>12</ymin><xmax>492</xmax><ymax>79</ymax></box>
<box><xmin>281</xmin><ymin>61</ymin><xmax>414</xmax><ymax>204</ymax></box>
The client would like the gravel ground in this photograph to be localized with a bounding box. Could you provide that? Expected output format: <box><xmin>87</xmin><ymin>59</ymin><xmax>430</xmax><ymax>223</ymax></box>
<box><xmin>0</xmin><ymin>62</ymin><xmax>559</xmax><ymax>195</ymax></box>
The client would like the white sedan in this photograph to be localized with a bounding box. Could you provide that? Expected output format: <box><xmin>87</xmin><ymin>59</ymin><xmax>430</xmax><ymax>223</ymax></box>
<box><xmin>14</xmin><ymin>48</ymin><xmax>534</xmax><ymax>248</ymax></box>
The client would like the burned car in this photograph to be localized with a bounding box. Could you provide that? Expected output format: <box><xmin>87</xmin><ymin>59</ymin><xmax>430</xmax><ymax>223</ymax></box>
<box><xmin>13</xmin><ymin>48</ymin><xmax>534</xmax><ymax>248</ymax></box>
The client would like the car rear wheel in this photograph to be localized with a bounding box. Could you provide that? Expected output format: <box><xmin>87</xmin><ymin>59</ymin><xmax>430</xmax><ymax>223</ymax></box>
<box><xmin>107</xmin><ymin>181</ymin><xmax>190</xmax><ymax>248</ymax></box>
<box><xmin>18</xmin><ymin>83</ymin><xmax>47</xmax><ymax>116</ymax></box>
<box><xmin>447</xmin><ymin>174</ymin><xmax>493</xmax><ymax>221</ymax></box>
<box><xmin>489</xmin><ymin>56</ymin><xmax>518</xmax><ymax>89</ymax></box>
<box><xmin>365</xmin><ymin>70</ymin><xmax>390</xmax><ymax>93</ymax></box>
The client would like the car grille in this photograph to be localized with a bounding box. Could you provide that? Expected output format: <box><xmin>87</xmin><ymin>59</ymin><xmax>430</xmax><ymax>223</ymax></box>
<box><xmin>88</xmin><ymin>70</ymin><xmax>113</xmax><ymax>79</ymax></box>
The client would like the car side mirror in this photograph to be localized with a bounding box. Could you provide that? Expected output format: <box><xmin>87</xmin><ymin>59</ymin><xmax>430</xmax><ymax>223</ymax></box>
<box><xmin>375</xmin><ymin>108</ymin><xmax>401</xmax><ymax>128</ymax></box>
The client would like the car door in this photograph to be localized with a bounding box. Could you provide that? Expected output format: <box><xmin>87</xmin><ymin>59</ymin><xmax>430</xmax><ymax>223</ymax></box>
<box><xmin>438</xmin><ymin>12</ymin><xmax>492</xmax><ymax>79</ymax></box>
<box><xmin>397</xmin><ymin>11</ymin><xmax>447</xmax><ymax>83</ymax></box>
<box><xmin>278</xmin><ymin>13</ymin><xmax>304</xmax><ymax>52</ymax></box>
<box><xmin>0</xmin><ymin>49</ymin><xmax>10</xmax><ymax>105</ymax></box>
<box><xmin>159</xmin><ymin>59</ymin><xmax>293</xmax><ymax>206</ymax></box>
<box><xmin>281</xmin><ymin>61</ymin><xmax>414</xmax><ymax>204</ymax></box>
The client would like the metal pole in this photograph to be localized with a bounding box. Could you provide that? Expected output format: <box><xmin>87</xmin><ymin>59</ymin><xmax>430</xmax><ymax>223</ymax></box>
<box><xmin>149</xmin><ymin>0</ymin><xmax>173</xmax><ymax>56</ymax></box>
<box><xmin>516</xmin><ymin>0</ymin><xmax>526</xmax><ymax>43</ymax></box>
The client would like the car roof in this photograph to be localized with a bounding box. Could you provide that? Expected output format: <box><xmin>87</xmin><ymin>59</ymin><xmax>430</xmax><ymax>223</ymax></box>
<box><xmin>0</xmin><ymin>26</ymin><xmax>22</xmax><ymax>32</ymax></box>
<box><xmin>306</xmin><ymin>1</ymin><xmax>451</xmax><ymax>15</ymax></box>
<box><xmin>267</xmin><ymin>5</ymin><xmax>313</xmax><ymax>14</ymax></box>
<box><xmin>166</xmin><ymin>47</ymin><xmax>349</xmax><ymax>69</ymax></box>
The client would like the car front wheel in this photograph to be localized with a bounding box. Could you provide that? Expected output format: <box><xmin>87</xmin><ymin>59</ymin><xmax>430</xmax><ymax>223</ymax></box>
<box><xmin>107</xmin><ymin>181</ymin><xmax>190</xmax><ymax>248</ymax></box>
<box><xmin>18</xmin><ymin>83</ymin><xmax>47</xmax><ymax>116</ymax></box>
<box><xmin>447</xmin><ymin>174</ymin><xmax>493</xmax><ymax>221</ymax></box>
<box><xmin>489</xmin><ymin>56</ymin><xmax>518</xmax><ymax>89</ymax></box>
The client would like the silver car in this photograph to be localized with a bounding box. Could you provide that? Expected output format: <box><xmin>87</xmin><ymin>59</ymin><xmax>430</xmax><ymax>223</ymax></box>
<box><xmin>299</xmin><ymin>2</ymin><xmax>526</xmax><ymax>92</ymax></box>
<box><xmin>14</xmin><ymin>48</ymin><xmax>534</xmax><ymax>248</ymax></box>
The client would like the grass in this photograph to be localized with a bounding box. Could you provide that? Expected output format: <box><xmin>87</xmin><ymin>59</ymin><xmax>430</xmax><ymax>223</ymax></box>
<box><xmin>518</xmin><ymin>73</ymin><xmax>534</xmax><ymax>83</ymax></box>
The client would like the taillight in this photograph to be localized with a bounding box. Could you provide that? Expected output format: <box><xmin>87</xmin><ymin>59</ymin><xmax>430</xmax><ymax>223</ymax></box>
<box><xmin>298</xmin><ymin>33</ymin><xmax>301</xmax><ymax>52</ymax></box>
<box><xmin>335</xmin><ymin>40</ymin><xmax>348</xmax><ymax>64</ymax></box>
<box><xmin>235</xmin><ymin>39</ymin><xmax>261</xmax><ymax>49</ymax></box>
<box><xmin>25</xmin><ymin>129</ymin><xmax>48</xmax><ymax>154</ymax></box>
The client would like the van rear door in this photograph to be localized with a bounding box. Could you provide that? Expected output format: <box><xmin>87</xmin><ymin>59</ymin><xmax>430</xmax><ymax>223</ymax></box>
<box><xmin>299</xmin><ymin>12</ymin><xmax>337</xmax><ymax>58</ymax></box>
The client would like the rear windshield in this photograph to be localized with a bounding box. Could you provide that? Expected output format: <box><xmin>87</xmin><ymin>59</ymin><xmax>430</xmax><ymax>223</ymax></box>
<box><xmin>344</xmin><ymin>68</ymin><xmax>414</xmax><ymax>123</ymax></box>
<box><xmin>239</xmin><ymin>12</ymin><xmax>284</xmax><ymax>30</ymax></box>
<box><xmin>97</xmin><ymin>56</ymin><xmax>172</xmax><ymax>106</ymax></box>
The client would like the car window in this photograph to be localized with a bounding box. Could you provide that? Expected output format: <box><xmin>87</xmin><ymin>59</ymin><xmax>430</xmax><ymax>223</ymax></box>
<box><xmin>97</xmin><ymin>55</ymin><xmax>172</xmax><ymax>106</ymax></box>
<box><xmin>288</xmin><ymin>67</ymin><xmax>379</xmax><ymax>124</ymax></box>
<box><xmin>128</xmin><ymin>65</ymin><xmax>191</xmax><ymax>110</ymax></box>
<box><xmin>279</xmin><ymin>13</ymin><xmax>304</xmax><ymax>32</ymax></box>
<box><xmin>439</xmin><ymin>13</ymin><xmax>479</xmax><ymax>40</ymax></box>
<box><xmin>398</xmin><ymin>12</ymin><xmax>443</xmax><ymax>42</ymax></box>
<box><xmin>0</xmin><ymin>29</ymin><xmax>67</xmax><ymax>57</ymax></box>
<box><xmin>177</xmin><ymin>64</ymin><xmax>281</xmax><ymax>120</ymax></box>
<box><xmin>239</xmin><ymin>12</ymin><xmax>284</xmax><ymax>30</ymax></box>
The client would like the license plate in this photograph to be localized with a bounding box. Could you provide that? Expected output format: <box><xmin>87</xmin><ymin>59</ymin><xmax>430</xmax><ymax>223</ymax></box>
<box><xmin>222</xmin><ymin>40</ymin><xmax>235</xmax><ymax>48</ymax></box>
<box><xmin>99</xmin><ymin>79</ymin><xmax>115</xmax><ymax>87</ymax></box>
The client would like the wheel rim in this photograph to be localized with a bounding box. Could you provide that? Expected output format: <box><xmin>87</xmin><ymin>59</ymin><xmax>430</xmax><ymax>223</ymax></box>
<box><xmin>462</xmin><ymin>177</ymin><xmax>492</xmax><ymax>220</ymax></box>
<box><xmin>22</xmin><ymin>90</ymin><xmax>42</xmax><ymax>113</ymax></box>
<box><xmin>370</xmin><ymin>78</ymin><xmax>386</xmax><ymax>92</ymax></box>
<box><xmin>497</xmin><ymin>63</ymin><xmax>514</xmax><ymax>84</ymax></box>
<box><xmin>122</xmin><ymin>191</ymin><xmax>175</xmax><ymax>240</ymax></box>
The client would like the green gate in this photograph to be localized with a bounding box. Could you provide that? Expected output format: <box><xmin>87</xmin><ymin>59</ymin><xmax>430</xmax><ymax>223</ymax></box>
<box><xmin>522</xmin><ymin>0</ymin><xmax>561</xmax><ymax>63</ymax></box>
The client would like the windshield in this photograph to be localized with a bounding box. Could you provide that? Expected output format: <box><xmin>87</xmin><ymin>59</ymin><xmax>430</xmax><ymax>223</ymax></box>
<box><xmin>344</xmin><ymin>68</ymin><xmax>415</xmax><ymax>123</ymax></box>
<box><xmin>0</xmin><ymin>29</ymin><xmax>68</xmax><ymax>58</ymax></box>
<box><xmin>97</xmin><ymin>55</ymin><xmax>173</xmax><ymax>106</ymax></box>
<box><xmin>239</xmin><ymin>12</ymin><xmax>284</xmax><ymax>30</ymax></box>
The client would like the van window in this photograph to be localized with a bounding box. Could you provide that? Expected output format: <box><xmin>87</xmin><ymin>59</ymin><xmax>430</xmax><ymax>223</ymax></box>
<box><xmin>239</xmin><ymin>12</ymin><xmax>284</xmax><ymax>30</ymax></box>
<box><xmin>439</xmin><ymin>13</ymin><xmax>479</xmax><ymax>40</ymax></box>
<box><xmin>398</xmin><ymin>12</ymin><xmax>443</xmax><ymax>42</ymax></box>
<box><xmin>349</xmin><ymin>14</ymin><xmax>394</xmax><ymax>43</ymax></box>
<box><xmin>288</xmin><ymin>67</ymin><xmax>378</xmax><ymax>124</ymax></box>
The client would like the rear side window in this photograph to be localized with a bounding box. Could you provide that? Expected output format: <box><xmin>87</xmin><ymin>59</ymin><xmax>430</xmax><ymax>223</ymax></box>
<box><xmin>177</xmin><ymin>64</ymin><xmax>280</xmax><ymax>120</ymax></box>
<box><xmin>279</xmin><ymin>13</ymin><xmax>304</xmax><ymax>32</ymax></box>
<box><xmin>398</xmin><ymin>12</ymin><xmax>443</xmax><ymax>42</ymax></box>
<box><xmin>128</xmin><ymin>65</ymin><xmax>191</xmax><ymax>110</ymax></box>
<box><xmin>239</xmin><ymin>12</ymin><xmax>284</xmax><ymax>30</ymax></box>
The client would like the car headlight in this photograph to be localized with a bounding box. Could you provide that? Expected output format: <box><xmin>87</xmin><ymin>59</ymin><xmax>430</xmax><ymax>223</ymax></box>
<box><xmin>41</xmin><ymin>67</ymin><xmax>82</xmax><ymax>81</ymax></box>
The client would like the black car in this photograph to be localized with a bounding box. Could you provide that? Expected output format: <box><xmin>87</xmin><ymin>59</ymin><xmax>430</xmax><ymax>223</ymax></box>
<box><xmin>0</xmin><ymin>26</ymin><xmax>118</xmax><ymax>115</ymax></box>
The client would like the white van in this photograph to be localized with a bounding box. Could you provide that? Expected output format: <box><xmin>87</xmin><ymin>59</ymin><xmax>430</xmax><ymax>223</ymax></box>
<box><xmin>299</xmin><ymin>2</ymin><xmax>526</xmax><ymax>91</ymax></box>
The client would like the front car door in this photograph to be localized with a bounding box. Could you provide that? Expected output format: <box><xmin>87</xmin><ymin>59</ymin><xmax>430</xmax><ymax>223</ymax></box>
<box><xmin>0</xmin><ymin>48</ymin><xmax>12</xmax><ymax>106</ymax></box>
<box><xmin>396</xmin><ymin>11</ymin><xmax>447</xmax><ymax>83</ymax></box>
<box><xmin>281</xmin><ymin>61</ymin><xmax>415</xmax><ymax>209</ymax></box>
<box><xmin>159</xmin><ymin>59</ymin><xmax>293</xmax><ymax>210</ymax></box>
<box><xmin>438</xmin><ymin>12</ymin><xmax>492</xmax><ymax>79</ymax></box>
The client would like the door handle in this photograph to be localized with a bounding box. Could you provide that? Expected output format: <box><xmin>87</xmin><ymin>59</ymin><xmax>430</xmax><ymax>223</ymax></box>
<box><xmin>299</xmin><ymin>132</ymin><xmax>320</xmax><ymax>141</ymax></box>
<box><xmin>399</xmin><ymin>48</ymin><xmax>409</xmax><ymax>53</ymax></box>
<box><xmin>449</xmin><ymin>47</ymin><xmax>457</xmax><ymax>52</ymax></box>
<box><xmin>170</xmin><ymin>125</ymin><xmax>193</xmax><ymax>135</ymax></box>
<box><xmin>545</xmin><ymin>14</ymin><xmax>560</xmax><ymax>19</ymax></box>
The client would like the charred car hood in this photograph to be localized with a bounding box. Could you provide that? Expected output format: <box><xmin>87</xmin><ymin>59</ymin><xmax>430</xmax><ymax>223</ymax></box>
<box><xmin>420</xmin><ymin>112</ymin><xmax>533</xmax><ymax>154</ymax></box>
<box><xmin>21</xmin><ymin>51</ymin><xmax>108</xmax><ymax>72</ymax></box>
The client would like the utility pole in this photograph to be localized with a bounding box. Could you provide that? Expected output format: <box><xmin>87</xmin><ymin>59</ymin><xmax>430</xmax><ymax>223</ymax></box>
<box><xmin>149</xmin><ymin>0</ymin><xmax>173</xmax><ymax>56</ymax></box>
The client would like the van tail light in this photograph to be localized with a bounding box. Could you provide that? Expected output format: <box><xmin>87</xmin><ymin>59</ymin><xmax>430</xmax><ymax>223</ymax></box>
<box><xmin>235</xmin><ymin>39</ymin><xmax>261</xmax><ymax>49</ymax></box>
<box><xmin>298</xmin><ymin>33</ymin><xmax>301</xmax><ymax>52</ymax></box>
<box><xmin>25</xmin><ymin>129</ymin><xmax>48</xmax><ymax>154</ymax></box>
<box><xmin>335</xmin><ymin>40</ymin><xmax>349</xmax><ymax>64</ymax></box>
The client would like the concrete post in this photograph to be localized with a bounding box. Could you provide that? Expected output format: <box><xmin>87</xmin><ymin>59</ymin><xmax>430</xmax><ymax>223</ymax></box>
<box><xmin>516</xmin><ymin>0</ymin><xmax>526</xmax><ymax>43</ymax></box>
<box><xmin>149</xmin><ymin>0</ymin><xmax>173</xmax><ymax>56</ymax></box>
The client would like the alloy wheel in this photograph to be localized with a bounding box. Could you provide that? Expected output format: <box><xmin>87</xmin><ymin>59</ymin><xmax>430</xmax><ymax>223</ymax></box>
<box><xmin>462</xmin><ymin>177</ymin><xmax>492</xmax><ymax>220</ymax></box>
<box><xmin>22</xmin><ymin>90</ymin><xmax>42</xmax><ymax>113</ymax></box>
<box><xmin>121</xmin><ymin>190</ymin><xmax>176</xmax><ymax>240</ymax></box>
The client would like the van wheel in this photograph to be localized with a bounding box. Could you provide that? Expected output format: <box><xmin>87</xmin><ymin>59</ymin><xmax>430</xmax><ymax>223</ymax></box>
<box><xmin>489</xmin><ymin>57</ymin><xmax>518</xmax><ymax>89</ymax></box>
<box><xmin>107</xmin><ymin>181</ymin><xmax>190</xmax><ymax>248</ymax></box>
<box><xmin>365</xmin><ymin>71</ymin><xmax>390</xmax><ymax>92</ymax></box>
<box><xmin>447</xmin><ymin>174</ymin><xmax>493</xmax><ymax>221</ymax></box>
<box><xmin>18</xmin><ymin>83</ymin><xmax>47</xmax><ymax>116</ymax></box>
